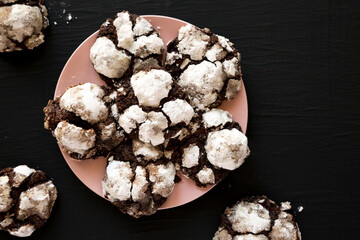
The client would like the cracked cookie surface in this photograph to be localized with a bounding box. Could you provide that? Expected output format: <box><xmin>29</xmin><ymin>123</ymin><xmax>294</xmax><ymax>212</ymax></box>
<box><xmin>213</xmin><ymin>196</ymin><xmax>301</xmax><ymax>240</ymax></box>
<box><xmin>0</xmin><ymin>0</ymin><xmax>49</xmax><ymax>52</ymax></box>
<box><xmin>165</xmin><ymin>24</ymin><xmax>243</xmax><ymax>110</ymax></box>
<box><xmin>168</xmin><ymin>109</ymin><xmax>249</xmax><ymax>187</ymax></box>
<box><xmin>89</xmin><ymin>10</ymin><xmax>164</xmax><ymax>87</ymax></box>
<box><xmin>0</xmin><ymin>165</ymin><xmax>57</xmax><ymax>237</ymax></box>
<box><xmin>102</xmin><ymin>142</ymin><xmax>176</xmax><ymax>218</ymax></box>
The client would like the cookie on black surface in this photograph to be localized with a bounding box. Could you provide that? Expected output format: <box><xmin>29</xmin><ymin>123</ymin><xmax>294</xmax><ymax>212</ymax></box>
<box><xmin>213</xmin><ymin>196</ymin><xmax>301</xmax><ymax>240</ymax></box>
<box><xmin>43</xmin><ymin>83</ymin><xmax>125</xmax><ymax>160</ymax></box>
<box><xmin>0</xmin><ymin>0</ymin><xmax>49</xmax><ymax>52</ymax></box>
<box><xmin>171</xmin><ymin>108</ymin><xmax>249</xmax><ymax>187</ymax></box>
<box><xmin>102</xmin><ymin>141</ymin><xmax>176</xmax><ymax>218</ymax></box>
<box><xmin>89</xmin><ymin>10</ymin><xmax>165</xmax><ymax>86</ymax></box>
<box><xmin>165</xmin><ymin>24</ymin><xmax>243</xmax><ymax>110</ymax></box>
<box><xmin>0</xmin><ymin>165</ymin><xmax>57</xmax><ymax>237</ymax></box>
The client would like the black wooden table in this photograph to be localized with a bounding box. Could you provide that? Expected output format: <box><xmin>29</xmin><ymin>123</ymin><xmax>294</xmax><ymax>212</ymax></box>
<box><xmin>1</xmin><ymin>0</ymin><xmax>359</xmax><ymax>239</ymax></box>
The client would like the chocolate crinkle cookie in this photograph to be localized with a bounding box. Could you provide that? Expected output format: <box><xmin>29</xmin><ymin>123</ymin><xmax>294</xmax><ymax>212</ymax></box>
<box><xmin>109</xmin><ymin>68</ymin><xmax>196</xmax><ymax>146</ymax></box>
<box><xmin>0</xmin><ymin>165</ymin><xmax>57</xmax><ymax>237</ymax></box>
<box><xmin>166</xmin><ymin>108</ymin><xmax>249</xmax><ymax>187</ymax></box>
<box><xmin>0</xmin><ymin>0</ymin><xmax>49</xmax><ymax>52</ymax></box>
<box><xmin>102</xmin><ymin>141</ymin><xmax>176</xmax><ymax>218</ymax></box>
<box><xmin>89</xmin><ymin>10</ymin><xmax>165</xmax><ymax>87</ymax></box>
<box><xmin>213</xmin><ymin>196</ymin><xmax>301</xmax><ymax>240</ymax></box>
<box><xmin>43</xmin><ymin>83</ymin><xmax>125</xmax><ymax>160</ymax></box>
<box><xmin>165</xmin><ymin>24</ymin><xmax>243</xmax><ymax>110</ymax></box>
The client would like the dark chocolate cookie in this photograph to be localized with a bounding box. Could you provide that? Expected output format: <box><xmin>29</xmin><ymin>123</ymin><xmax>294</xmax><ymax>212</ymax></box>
<box><xmin>43</xmin><ymin>83</ymin><xmax>124</xmax><ymax>159</ymax></box>
<box><xmin>0</xmin><ymin>0</ymin><xmax>49</xmax><ymax>52</ymax></box>
<box><xmin>169</xmin><ymin>109</ymin><xmax>249</xmax><ymax>187</ymax></box>
<box><xmin>102</xmin><ymin>141</ymin><xmax>176</xmax><ymax>218</ymax></box>
<box><xmin>109</xmin><ymin>68</ymin><xmax>196</xmax><ymax>148</ymax></box>
<box><xmin>213</xmin><ymin>196</ymin><xmax>301</xmax><ymax>240</ymax></box>
<box><xmin>165</xmin><ymin>24</ymin><xmax>243</xmax><ymax>110</ymax></box>
<box><xmin>0</xmin><ymin>165</ymin><xmax>57</xmax><ymax>237</ymax></box>
<box><xmin>89</xmin><ymin>10</ymin><xmax>164</xmax><ymax>87</ymax></box>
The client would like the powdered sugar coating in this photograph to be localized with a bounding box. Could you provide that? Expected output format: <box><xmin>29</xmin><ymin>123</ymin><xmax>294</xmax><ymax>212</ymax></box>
<box><xmin>131</xmin><ymin>69</ymin><xmax>173</xmax><ymax>107</ymax></box>
<box><xmin>100</xmin><ymin>122</ymin><xmax>117</xmax><ymax>141</ymax></box>
<box><xmin>196</xmin><ymin>166</ymin><xmax>215</xmax><ymax>184</ymax></box>
<box><xmin>133</xmin><ymin>17</ymin><xmax>153</xmax><ymax>36</ymax></box>
<box><xmin>269</xmin><ymin>212</ymin><xmax>300</xmax><ymax>240</ymax></box>
<box><xmin>13</xmin><ymin>165</ymin><xmax>35</xmax><ymax>177</ymax></box>
<box><xmin>102</xmin><ymin>159</ymin><xmax>133</xmax><ymax>202</ymax></box>
<box><xmin>147</xmin><ymin>162</ymin><xmax>176</xmax><ymax>198</ymax></box>
<box><xmin>118</xmin><ymin>105</ymin><xmax>147</xmax><ymax>133</ymax></box>
<box><xmin>205</xmin><ymin>129</ymin><xmax>249</xmax><ymax>170</ymax></box>
<box><xmin>129</xmin><ymin>33</ymin><xmax>164</xmax><ymax>58</ymax></box>
<box><xmin>233</xmin><ymin>234</ymin><xmax>268</xmax><ymax>240</ymax></box>
<box><xmin>59</xmin><ymin>83</ymin><xmax>108</xmax><ymax>124</ymax></box>
<box><xmin>213</xmin><ymin>227</ymin><xmax>233</xmax><ymax>240</ymax></box>
<box><xmin>206</xmin><ymin>43</ymin><xmax>227</xmax><ymax>62</ymax></box>
<box><xmin>8</xmin><ymin>225</ymin><xmax>35</xmax><ymax>237</ymax></box>
<box><xmin>18</xmin><ymin>181</ymin><xmax>57</xmax><ymax>221</ymax></box>
<box><xmin>13</xmin><ymin>165</ymin><xmax>36</xmax><ymax>187</ymax></box>
<box><xmin>203</xmin><ymin>109</ymin><xmax>233</xmax><ymax>128</ymax></box>
<box><xmin>54</xmin><ymin>121</ymin><xmax>96</xmax><ymax>158</ymax></box>
<box><xmin>178</xmin><ymin>61</ymin><xmax>226</xmax><ymax>110</ymax></box>
<box><xmin>217</xmin><ymin>35</ymin><xmax>234</xmax><ymax>52</ymax></box>
<box><xmin>226</xmin><ymin>201</ymin><xmax>271</xmax><ymax>234</ymax></box>
<box><xmin>166</xmin><ymin>51</ymin><xmax>182</xmax><ymax>65</ymax></box>
<box><xmin>223</xmin><ymin>57</ymin><xmax>240</xmax><ymax>78</ymax></box>
<box><xmin>113</xmin><ymin>11</ymin><xmax>134</xmax><ymax>49</ymax></box>
<box><xmin>132</xmin><ymin>139</ymin><xmax>163</xmax><ymax>161</ymax></box>
<box><xmin>182</xmin><ymin>144</ymin><xmax>200</xmax><ymax>168</ymax></box>
<box><xmin>162</xmin><ymin>99</ymin><xmax>195</xmax><ymax>125</ymax></box>
<box><xmin>1</xmin><ymin>0</ymin><xmax>20</xmax><ymax>3</ymax></box>
<box><xmin>0</xmin><ymin>3</ymin><xmax>48</xmax><ymax>52</ymax></box>
<box><xmin>90</xmin><ymin>37</ymin><xmax>131</xmax><ymax>79</ymax></box>
<box><xmin>0</xmin><ymin>176</ymin><xmax>12</xmax><ymax>212</ymax></box>
<box><xmin>177</xmin><ymin>24</ymin><xmax>210</xmax><ymax>60</ymax></box>
<box><xmin>131</xmin><ymin>166</ymin><xmax>149</xmax><ymax>202</ymax></box>
<box><xmin>139</xmin><ymin>111</ymin><xmax>168</xmax><ymax>146</ymax></box>
<box><xmin>226</xmin><ymin>79</ymin><xmax>242</xmax><ymax>99</ymax></box>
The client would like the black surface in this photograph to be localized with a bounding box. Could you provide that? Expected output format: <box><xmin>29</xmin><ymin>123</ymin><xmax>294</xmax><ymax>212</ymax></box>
<box><xmin>1</xmin><ymin>0</ymin><xmax>359</xmax><ymax>239</ymax></box>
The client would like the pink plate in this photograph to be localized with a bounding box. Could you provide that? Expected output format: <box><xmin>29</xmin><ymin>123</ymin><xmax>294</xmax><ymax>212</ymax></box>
<box><xmin>54</xmin><ymin>15</ymin><xmax>248</xmax><ymax>209</ymax></box>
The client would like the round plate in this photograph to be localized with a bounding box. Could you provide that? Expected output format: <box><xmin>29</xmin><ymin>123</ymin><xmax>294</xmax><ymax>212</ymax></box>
<box><xmin>54</xmin><ymin>15</ymin><xmax>248</xmax><ymax>209</ymax></box>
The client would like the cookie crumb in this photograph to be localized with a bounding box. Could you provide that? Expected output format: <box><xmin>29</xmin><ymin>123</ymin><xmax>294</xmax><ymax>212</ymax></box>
<box><xmin>66</xmin><ymin>13</ymin><xmax>72</xmax><ymax>21</ymax></box>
